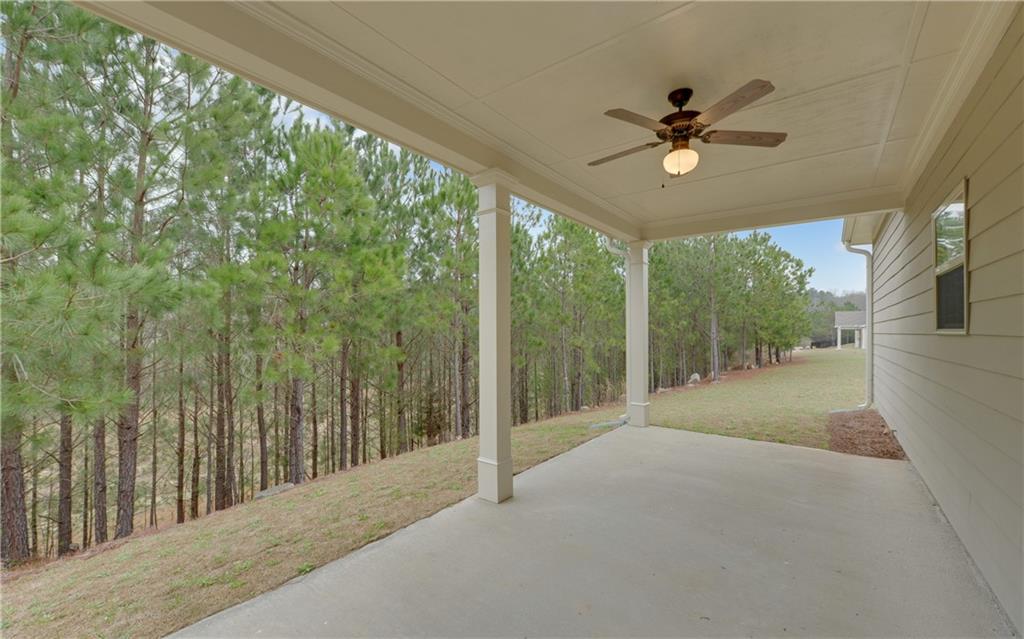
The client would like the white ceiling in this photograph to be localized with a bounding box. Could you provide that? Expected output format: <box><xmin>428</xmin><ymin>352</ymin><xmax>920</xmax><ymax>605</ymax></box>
<box><xmin>79</xmin><ymin>1</ymin><xmax>1015</xmax><ymax>240</ymax></box>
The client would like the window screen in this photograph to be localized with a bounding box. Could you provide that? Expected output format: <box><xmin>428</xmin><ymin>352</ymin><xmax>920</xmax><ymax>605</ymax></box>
<box><xmin>936</xmin><ymin>265</ymin><xmax>965</xmax><ymax>330</ymax></box>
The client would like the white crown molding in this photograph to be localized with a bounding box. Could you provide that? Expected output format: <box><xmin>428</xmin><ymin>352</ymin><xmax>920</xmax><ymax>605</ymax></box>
<box><xmin>641</xmin><ymin>186</ymin><xmax>904</xmax><ymax>241</ymax></box>
<box><xmin>899</xmin><ymin>3</ymin><xmax>1019</xmax><ymax>199</ymax></box>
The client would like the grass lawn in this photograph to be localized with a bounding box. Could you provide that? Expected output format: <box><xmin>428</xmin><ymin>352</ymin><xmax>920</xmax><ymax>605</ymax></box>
<box><xmin>652</xmin><ymin>348</ymin><xmax>865</xmax><ymax>449</ymax></box>
<box><xmin>0</xmin><ymin>349</ymin><xmax>861</xmax><ymax>638</ymax></box>
<box><xmin>0</xmin><ymin>413</ymin><xmax>617</xmax><ymax>639</ymax></box>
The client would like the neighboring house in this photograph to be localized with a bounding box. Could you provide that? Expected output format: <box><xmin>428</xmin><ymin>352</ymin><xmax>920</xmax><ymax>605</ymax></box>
<box><xmin>842</xmin><ymin>8</ymin><xmax>1023</xmax><ymax>628</ymax></box>
<box><xmin>834</xmin><ymin>310</ymin><xmax>866</xmax><ymax>348</ymax></box>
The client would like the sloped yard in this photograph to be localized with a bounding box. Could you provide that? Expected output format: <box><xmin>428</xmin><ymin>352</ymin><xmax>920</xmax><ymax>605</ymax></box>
<box><xmin>0</xmin><ymin>415</ymin><xmax>614</xmax><ymax>639</ymax></box>
<box><xmin>1</xmin><ymin>349</ymin><xmax>863</xmax><ymax>638</ymax></box>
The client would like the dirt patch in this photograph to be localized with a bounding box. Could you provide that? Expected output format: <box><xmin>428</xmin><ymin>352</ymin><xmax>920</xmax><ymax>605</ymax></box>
<box><xmin>828</xmin><ymin>409</ymin><xmax>906</xmax><ymax>460</ymax></box>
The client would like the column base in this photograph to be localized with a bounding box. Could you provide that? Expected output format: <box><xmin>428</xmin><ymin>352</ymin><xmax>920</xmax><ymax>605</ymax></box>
<box><xmin>627</xmin><ymin>402</ymin><xmax>650</xmax><ymax>428</ymax></box>
<box><xmin>477</xmin><ymin>457</ymin><xmax>513</xmax><ymax>503</ymax></box>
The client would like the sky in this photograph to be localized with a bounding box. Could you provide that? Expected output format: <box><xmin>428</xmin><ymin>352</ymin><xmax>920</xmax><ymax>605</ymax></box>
<box><xmin>740</xmin><ymin>219</ymin><xmax>866</xmax><ymax>294</ymax></box>
<box><xmin>290</xmin><ymin>105</ymin><xmax>865</xmax><ymax>295</ymax></box>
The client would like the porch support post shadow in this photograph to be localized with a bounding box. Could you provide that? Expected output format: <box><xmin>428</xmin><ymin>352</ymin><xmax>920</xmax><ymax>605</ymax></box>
<box><xmin>626</xmin><ymin>241</ymin><xmax>651</xmax><ymax>427</ymax></box>
<box><xmin>472</xmin><ymin>170</ymin><xmax>514</xmax><ymax>503</ymax></box>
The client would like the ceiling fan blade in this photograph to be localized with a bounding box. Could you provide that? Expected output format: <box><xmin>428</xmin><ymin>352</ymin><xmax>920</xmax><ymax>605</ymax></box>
<box><xmin>588</xmin><ymin>141</ymin><xmax>665</xmax><ymax>166</ymax></box>
<box><xmin>604</xmin><ymin>108</ymin><xmax>668</xmax><ymax>132</ymax></box>
<box><xmin>694</xmin><ymin>79</ymin><xmax>775</xmax><ymax>128</ymax></box>
<box><xmin>700</xmin><ymin>130</ymin><xmax>787</xmax><ymax>147</ymax></box>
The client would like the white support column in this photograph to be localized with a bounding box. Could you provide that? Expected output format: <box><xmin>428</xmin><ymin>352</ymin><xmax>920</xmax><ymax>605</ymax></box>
<box><xmin>855</xmin><ymin>328</ymin><xmax>862</xmax><ymax>349</ymax></box>
<box><xmin>836</xmin><ymin>327</ymin><xmax>842</xmax><ymax>350</ymax></box>
<box><xmin>626</xmin><ymin>241</ymin><xmax>650</xmax><ymax>427</ymax></box>
<box><xmin>472</xmin><ymin>171</ymin><xmax>513</xmax><ymax>503</ymax></box>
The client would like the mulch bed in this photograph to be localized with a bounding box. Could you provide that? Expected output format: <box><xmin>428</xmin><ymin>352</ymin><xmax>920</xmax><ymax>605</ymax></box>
<box><xmin>827</xmin><ymin>409</ymin><xmax>906</xmax><ymax>460</ymax></box>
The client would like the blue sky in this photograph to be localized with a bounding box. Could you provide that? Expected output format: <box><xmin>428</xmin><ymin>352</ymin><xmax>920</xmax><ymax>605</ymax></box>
<box><xmin>743</xmin><ymin>219</ymin><xmax>865</xmax><ymax>293</ymax></box>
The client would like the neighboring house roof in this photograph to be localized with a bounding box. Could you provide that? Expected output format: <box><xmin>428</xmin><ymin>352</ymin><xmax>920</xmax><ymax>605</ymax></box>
<box><xmin>835</xmin><ymin>310</ymin><xmax>866</xmax><ymax>327</ymax></box>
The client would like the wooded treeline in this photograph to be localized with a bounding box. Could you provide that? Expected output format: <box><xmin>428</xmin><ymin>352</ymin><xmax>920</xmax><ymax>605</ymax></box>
<box><xmin>806</xmin><ymin>289</ymin><xmax>865</xmax><ymax>344</ymax></box>
<box><xmin>1</xmin><ymin>4</ymin><xmax>812</xmax><ymax>565</ymax></box>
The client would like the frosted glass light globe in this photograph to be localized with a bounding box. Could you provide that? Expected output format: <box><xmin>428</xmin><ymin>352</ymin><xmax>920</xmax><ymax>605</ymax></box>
<box><xmin>663</xmin><ymin>147</ymin><xmax>699</xmax><ymax>176</ymax></box>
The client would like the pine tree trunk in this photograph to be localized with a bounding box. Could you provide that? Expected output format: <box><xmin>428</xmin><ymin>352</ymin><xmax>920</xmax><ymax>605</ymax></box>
<box><xmin>44</xmin><ymin>476</ymin><xmax>54</xmax><ymax>558</ymax></box>
<box><xmin>741</xmin><ymin>321</ymin><xmax>748</xmax><ymax>368</ymax></box>
<box><xmin>150</xmin><ymin>364</ymin><xmax>158</xmax><ymax>528</ymax></box>
<box><xmin>93</xmin><ymin>418</ymin><xmax>107</xmax><ymax>543</ymax></box>
<box><xmin>0</xmin><ymin>413</ymin><xmax>30</xmax><ymax>564</ymax></box>
<box><xmin>116</xmin><ymin>41</ymin><xmax>158</xmax><ymax>541</ymax></box>
<box><xmin>190</xmin><ymin>389</ymin><xmax>200</xmax><ymax>519</ymax></box>
<box><xmin>237</xmin><ymin>408</ymin><xmax>244</xmax><ymax>504</ymax></box>
<box><xmin>206</xmin><ymin>365</ymin><xmax>214</xmax><ymax>515</ymax></box>
<box><xmin>282</xmin><ymin>381</ymin><xmax>290</xmax><ymax>483</ymax></box>
<box><xmin>82</xmin><ymin>435</ymin><xmax>90</xmax><ymax>550</ymax></box>
<box><xmin>214</xmin><ymin>345</ymin><xmax>227</xmax><ymax>509</ymax></box>
<box><xmin>176</xmin><ymin>357</ymin><xmax>186</xmax><ymax>524</ymax></box>
<box><xmin>458</xmin><ymin>310</ymin><xmax>471</xmax><ymax>438</ymax></box>
<box><xmin>289</xmin><ymin>376</ymin><xmax>304</xmax><ymax>484</ymax></box>
<box><xmin>350</xmin><ymin>374</ymin><xmax>361</xmax><ymax>467</ymax></box>
<box><xmin>396</xmin><ymin>330</ymin><xmax>407</xmax><ymax>454</ymax></box>
<box><xmin>311</xmin><ymin>377</ymin><xmax>318</xmax><ymax>479</ymax></box>
<box><xmin>339</xmin><ymin>346</ymin><xmax>348</xmax><ymax>471</ymax></box>
<box><xmin>378</xmin><ymin>382</ymin><xmax>387</xmax><ymax>460</ymax></box>
<box><xmin>362</xmin><ymin>384</ymin><xmax>369</xmax><ymax>463</ymax></box>
<box><xmin>57</xmin><ymin>413</ymin><xmax>73</xmax><ymax>556</ymax></box>
<box><xmin>117</xmin><ymin>316</ymin><xmax>143</xmax><ymax>539</ymax></box>
<box><xmin>256</xmin><ymin>354</ymin><xmax>268</xmax><ymax>491</ymax></box>
<box><xmin>273</xmin><ymin>382</ymin><xmax>281</xmax><ymax>484</ymax></box>
<box><xmin>328</xmin><ymin>360</ymin><xmax>335</xmax><ymax>472</ymax></box>
<box><xmin>518</xmin><ymin>360</ymin><xmax>530</xmax><ymax>425</ymax></box>
<box><xmin>224</xmin><ymin>313</ymin><xmax>236</xmax><ymax>506</ymax></box>
<box><xmin>30</xmin><ymin>452</ymin><xmax>39</xmax><ymax>557</ymax></box>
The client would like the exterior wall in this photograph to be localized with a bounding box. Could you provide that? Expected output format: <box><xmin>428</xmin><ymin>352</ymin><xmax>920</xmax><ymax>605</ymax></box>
<box><xmin>871</xmin><ymin>8</ymin><xmax>1022</xmax><ymax>629</ymax></box>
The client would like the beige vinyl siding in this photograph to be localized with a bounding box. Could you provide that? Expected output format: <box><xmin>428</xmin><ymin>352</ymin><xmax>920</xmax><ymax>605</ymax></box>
<box><xmin>872</xmin><ymin>7</ymin><xmax>1023</xmax><ymax>630</ymax></box>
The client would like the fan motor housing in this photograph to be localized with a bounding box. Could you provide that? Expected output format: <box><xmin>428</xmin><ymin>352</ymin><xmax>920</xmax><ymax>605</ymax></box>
<box><xmin>658</xmin><ymin>110</ymin><xmax>700</xmax><ymax>139</ymax></box>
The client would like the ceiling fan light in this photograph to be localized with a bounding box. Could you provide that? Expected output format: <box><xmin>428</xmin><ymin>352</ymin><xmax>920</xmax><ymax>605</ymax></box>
<box><xmin>663</xmin><ymin>147</ymin><xmax>699</xmax><ymax>176</ymax></box>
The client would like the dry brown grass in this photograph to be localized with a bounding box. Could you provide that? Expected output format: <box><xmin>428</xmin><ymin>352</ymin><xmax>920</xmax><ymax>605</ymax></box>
<box><xmin>0</xmin><ymin>412</ymin><xmax>617</xmax><ymax>639</ymax></box>
<box><xmin>2</xmin><ymin>351</ymin><xmax>861</xmax><ymax>638</ymax></box>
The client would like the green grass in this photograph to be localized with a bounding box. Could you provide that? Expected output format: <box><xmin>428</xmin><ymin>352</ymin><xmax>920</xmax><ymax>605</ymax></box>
<box><xmin>651</xmin><ymin>348</ymin><xmax>865</xmax><ymax>449</ymax></box>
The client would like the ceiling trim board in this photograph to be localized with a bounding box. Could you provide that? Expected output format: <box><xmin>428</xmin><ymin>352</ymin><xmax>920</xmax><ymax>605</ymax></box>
<box><xmin>641</xmin><ymin>188</ymin><xmax>904</xmax><ymax>240</ymax></box>
<box><xmin>870</xmin><ymin>3</ymin><xmax>929</xmax><ymax>186</ymax></box>
<box><xmin>900</xmin><ymin>2</ymin><xmax>1019</xmax><ymax>198</ymax></box>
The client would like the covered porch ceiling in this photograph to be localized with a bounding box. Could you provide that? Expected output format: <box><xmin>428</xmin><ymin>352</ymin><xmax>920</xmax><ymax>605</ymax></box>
<box><xmin>79</xmin><ymin>2</ymin><xmax>1015</xmax><ymax>241</ymax></box>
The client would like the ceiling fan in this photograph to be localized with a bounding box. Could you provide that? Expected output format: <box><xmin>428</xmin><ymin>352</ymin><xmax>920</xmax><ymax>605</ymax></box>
<box><xmin>589</xmin><ymin>79</ymin><xmax>787</xmax><ymax>177</ymax></box>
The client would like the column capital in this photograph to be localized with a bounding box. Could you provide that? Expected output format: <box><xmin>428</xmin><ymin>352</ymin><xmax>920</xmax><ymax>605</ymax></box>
<box><xmin>473</xmin><ymin>169</ymin><xmax>517</xmax><ymax>217</ymax></box>
<box><xmin>469</xmin><ymin>168</ymin><xmax>519</xmax><ymax>188</ymax></box>
<box><xmin>627</xmin><ymin>240</ymin><xmax>651</xmax><ymax>265</ymax></box>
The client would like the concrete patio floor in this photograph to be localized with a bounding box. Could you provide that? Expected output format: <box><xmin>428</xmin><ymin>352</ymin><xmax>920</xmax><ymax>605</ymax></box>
<box><xmin>177</xmin><ymin>426</ymin><xmax>1014</xmax><ymax>637</ymax></box>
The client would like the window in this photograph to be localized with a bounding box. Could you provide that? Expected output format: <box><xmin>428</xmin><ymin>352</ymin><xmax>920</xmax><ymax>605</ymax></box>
<box><xmin>933</xmin><ymin>180</ymin><xmax>968</xmax><ymax>332</ymax></box>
